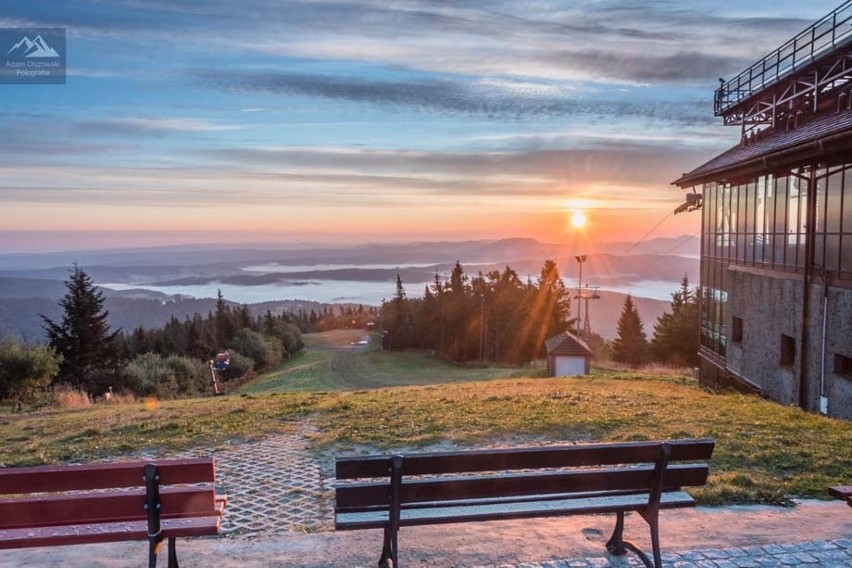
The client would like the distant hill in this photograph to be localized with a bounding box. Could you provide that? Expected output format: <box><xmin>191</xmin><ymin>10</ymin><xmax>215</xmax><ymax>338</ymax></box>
<box><xmin>0</xmin><ymin>237</ymin><xmax>689</xmax><ymax>342</ymax></box>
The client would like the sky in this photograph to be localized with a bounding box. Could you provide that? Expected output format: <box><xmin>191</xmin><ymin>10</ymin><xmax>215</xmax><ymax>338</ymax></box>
<box><xmin>0</xmin><ymin>0</ymin><xmax>843</xmax><ymax>252</ymax></box>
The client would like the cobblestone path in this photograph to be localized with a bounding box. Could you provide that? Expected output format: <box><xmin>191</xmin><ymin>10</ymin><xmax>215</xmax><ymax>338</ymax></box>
<box><xmin>213</xmin><ymin>422</ymin><xmax>333</xmax><ymax>535</ymax></box>
<box><xmin>128</xmin><ymin>420</ymin><xmax>333</xmax><ymax>535</ymax></box>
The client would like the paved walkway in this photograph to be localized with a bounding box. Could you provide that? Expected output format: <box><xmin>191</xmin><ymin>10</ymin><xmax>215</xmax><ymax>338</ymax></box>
<box><xmin>11</xmin><ymin>425</ymin><xmax>848</xmax><ymax>567</ymax></box>
<box><xmin>468</xmin><ymin>539</ymin><xmax>852</xmax><ymax>567</ymax></box>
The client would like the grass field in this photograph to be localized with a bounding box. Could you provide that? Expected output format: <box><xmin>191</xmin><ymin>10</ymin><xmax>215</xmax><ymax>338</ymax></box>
<box><xmin>242</xmin><ymin>329</ymin><xmax>537</xmax><ymax>393</ymax></box>
<box><xmin>1</xmin><ymin>331</ymin><xmax>850</xmax><ymax>506</ymax></box>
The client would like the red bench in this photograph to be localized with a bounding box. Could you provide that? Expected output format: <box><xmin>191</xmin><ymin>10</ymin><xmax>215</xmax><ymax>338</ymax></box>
<box><xmin>0</xmin><ymin>458</ymin><xmax>227</xmax><ymax>567</ymax></box>
<box><xmin>828</xmin><ymin>485</ymin><xmax>852</xmax><ymax>508</ymax></box>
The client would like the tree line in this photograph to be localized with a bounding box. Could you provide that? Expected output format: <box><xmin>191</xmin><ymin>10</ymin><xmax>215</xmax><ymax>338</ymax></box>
<box><xmin>0</xmin><ymin>266</ymin><xmax>305</xmax><ymax>406</ymax></box>
<box><xmin>380</xmin><ymin>260</ymin><xmax>573</xmax><ymax>364</ymax></box>
<box><xmin>380</xmin><ymin>261</ymin><xmax>699</xmax><ymax>369</ymax></box>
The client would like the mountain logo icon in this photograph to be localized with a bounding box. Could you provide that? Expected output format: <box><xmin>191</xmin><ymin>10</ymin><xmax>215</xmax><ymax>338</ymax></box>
<box><xmin>6</xmin><ymin>35</ymin><xmax>60</xmax><ymax>58</ymax></box>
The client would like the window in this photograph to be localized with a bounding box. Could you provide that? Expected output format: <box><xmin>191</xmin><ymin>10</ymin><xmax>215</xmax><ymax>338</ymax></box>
<box><xmin>835</xmin><ymin>353</ymin><xmax>852</xmax><ymax>378</ymax></box>
<box><xmin>780</xmin><ymin>335</ymin><xmax>796</xmax><ymax>366</ymax></box>
<box><xmin>731</xmin><ymin>317</ymin><xmax>743</xmax><ymax>343</ymax></box>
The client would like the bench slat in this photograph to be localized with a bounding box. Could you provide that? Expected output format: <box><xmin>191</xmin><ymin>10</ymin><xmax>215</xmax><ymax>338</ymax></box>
<box><xmin>336</xmin><ymin>490</ymin><xmax>696</xmax><ymax>530</ymax></box>
<box><xmin>336</xmin><ymin>439</ymin><xmax>714</xmax><ymax>479</ymax></box>
<box><xmin>0</xmin><ymin>513</ymin><xmax>223</xmax><ymax>550</ymax></box>
<box><xmin>828</xmin><ymin>486</ymin><xmax>852</xmax><ymax>499</ymax></box>
<box><xmin>0</xmin><ymin>487</ymin><xmax>217</xmax><ymax>530</ymax></box>
<box><xmin>336</xmin><ymin>464</ymin><xmax>709</xmax><ymax>510</ymax></box>
<box><xmin>0</xmin><ymin>458</ymin><xmax>215</xmax><ymax>495</ymax></box>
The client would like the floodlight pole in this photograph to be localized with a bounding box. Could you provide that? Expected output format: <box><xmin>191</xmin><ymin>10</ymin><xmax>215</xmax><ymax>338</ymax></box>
<box><xmin>575</xmin><ymin>255</ymin><xmax>586</xmax><ymax>337</ymax></box>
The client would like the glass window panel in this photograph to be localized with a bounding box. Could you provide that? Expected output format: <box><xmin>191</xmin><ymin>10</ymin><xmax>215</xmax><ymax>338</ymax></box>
<box><xmin>765</xmin><ymin>175</ymin><xmax>775</xmax><ymax>235</ymax></box>
<box><xmin>746</xmin><ymin>181</ymin><xmax>755</xmax><ymax>232</ymax></box>
<box><xmin>756</xmin><ymin>177</ymin><xmax>766</xmax><ymax>248</ymax></box>
<box><xmin>761</xmin><ymin>233</ymin><xmax>772</xmax><ymax>265</ymax></box>
<box><xmin>827</xmin><ymin>172</ymin><xmax>842</xmax><ymax>233</ymax></box>
<box><xmin>738</xmin><ymin>183</ymin><xmax>748</xmax><ymax>233</ymax></box>
<box><xmin>815</xmin><ymin>175</ymin><xmax>826</xmax><ymax>233</ymax></box>
<box><xmin>775</xmin><ymin>233</ymin><xmax>786</xmax><ymax>268</ymax></box>
<box><xmin>844</xmin><ymin>167</ymin><xmax>852</xmax><ymax>234</ymax></box>
<box><xmin>825</xmin><ymin>235</ymin><xmax>840</xmax><ymax>272</ymax></box>
<box><xmin>737</xmin><ymin>234</ymin><xmax>746</xmax><ymax>261</ymax></box>
<box><xmin>775</xmin><ymin>176</ymin><xmax>788</xmax><ymax>235</ymax></box>
<box><xmin>814</xmin><ymin>234</ymin><xmax>824</xmax><ymax>271</ymax></box>
<box><xmin>842</xmin><ymin>235</ymin><xmax>852</xmax><ymax>275</ymax></box>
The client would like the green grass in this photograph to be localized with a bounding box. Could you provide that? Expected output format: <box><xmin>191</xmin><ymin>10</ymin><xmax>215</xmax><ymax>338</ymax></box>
<box><xmin>1</xmin><ymin>339</ymin><xmax>850</xmax><ymax>506</ymax></box>
<box><xmin>242</xmin><ymin>330</ymin><xmax>535</xmax><ymax>393</ymax></box>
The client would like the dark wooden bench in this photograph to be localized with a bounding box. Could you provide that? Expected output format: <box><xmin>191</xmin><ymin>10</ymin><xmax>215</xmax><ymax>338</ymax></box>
<box><xmin>336</xmin><ymin>438</ymin><xmax>714</xmax><ymax>568</ymax></box>
<box><xmin>828</xmin><ymin>485</ymin><xmax>852</xmax><ymax>508</ymax></box>
<box><xmin>0</xmin><ymin>458</ymin><xmax>227</xmax><ymax>567</ymax></box>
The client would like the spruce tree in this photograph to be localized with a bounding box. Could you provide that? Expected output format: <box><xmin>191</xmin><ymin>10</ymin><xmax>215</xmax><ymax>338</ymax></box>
<box><xmin>611</xmin><ymin>294</ymin><xmax>648</xmax><ymax>367</ymax></box>
<box><xmin>650</xmin><ymin>275</ymin><xmax>700</xmax><ymax>366</ymax></box>
<box><xmin>41</xmin><ymin>264</ymin><xmax>122</xmax><ymax>393</ymax></box>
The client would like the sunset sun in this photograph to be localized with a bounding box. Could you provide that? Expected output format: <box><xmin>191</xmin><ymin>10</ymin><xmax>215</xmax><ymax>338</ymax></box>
<box><xmin>570</xmin><ymin>211</ymin><xmax>587</xmax><ymax>229</ymax></box>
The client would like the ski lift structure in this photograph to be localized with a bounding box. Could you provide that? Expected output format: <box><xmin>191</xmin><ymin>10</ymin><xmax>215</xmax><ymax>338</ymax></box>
<box><xmin>208</xmin><ymin>351</ymin><xmax>229</xmax><ymax>396</ymax></box>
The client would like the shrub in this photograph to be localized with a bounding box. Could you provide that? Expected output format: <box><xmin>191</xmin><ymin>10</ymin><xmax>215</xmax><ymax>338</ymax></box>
<box><xmin>266</xmin><ymin>321</ymin><xmax>304</xmax><ymax>356</ymax></box>
<box><xmin>125</xmin><ymin>353</ymin><xmax>210</xmax><ymax>399</ymax></box>
<box><xmin>227</xmin><ymin>329</ymin><xmax>281</xmax><ymax>370</ymax></box>
<box><xmin>0</xmin><ymin>337</ymin><xmax>61</xmax><ymax>407</ymax></box>
<box><xmin>221</xmin><ymin>350</ymin><xmax>254</xmax><ymax>381</ymax></box>
<box><xmin>52</xmin><ymin>384</ymin><xmax>92</xmax><ymax>409</ymax></box>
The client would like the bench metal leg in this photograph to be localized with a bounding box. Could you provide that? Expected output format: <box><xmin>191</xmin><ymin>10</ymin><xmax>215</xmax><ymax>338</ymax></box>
<box><xmin>606</xmin><ymin>511</ymin><xmax>656</xmax><ymax>568</ymax></box>
<box><xmin>605</xmin><ymin>511</ymin><xmax>628</xmax><ymax>555</ymax></box>
<box><xmin>378</xmin><ymin>526</ymin><xmax>393</xmax><ymax>568</ymax></box>
<box><xmin>639</xmin><ymin>509</ymin><xmax>662</xmax><ymax>568</ymax></box>
<box><xmin>168</xmin><ymin>537</ymin><xmax>179</xmax><ymax>568</ymax></box>
<box><xmin>148</xmin><ymin>537</ymin><xmax>163</xmax><ymax>568</ymax></box>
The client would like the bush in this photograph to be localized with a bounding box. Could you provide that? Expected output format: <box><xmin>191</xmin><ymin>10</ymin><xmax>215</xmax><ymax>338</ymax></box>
<box><xmin>227</xmin><ymin>329</ymin><xmax>281</xmax><ymax>370</ymax></box>
<box><xmin>266</xmin><ymin>321</ymin><xmax>304</xmax><ymax>356</ymax></box>
<box><xmin>221</xmin><ymin>350</ymin><xmax>254</xmax><ymax>381</ymax></box>
<box><xmin>52</xmin><ymin>384</ymin><xmax>92</xmax><ymax>409</ymax></box>
<box><xmin>0</xmin><ymin>337</ymin><xmax>61</xmax><ymax>407</ymax></box>
<box><xmin>125</xmin><ymin>353</ymin><xmax>209</xmax><ymax>399</ymax></box>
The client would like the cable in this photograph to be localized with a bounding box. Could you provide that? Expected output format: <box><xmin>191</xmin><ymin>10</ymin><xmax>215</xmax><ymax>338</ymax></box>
<box><xmin>623</xmin><ymin>210</ymin><xmax>674</xmax><ymax>255</ymax></box>
<box><xmin>663</xmin><ymin>229</ymin><xmax>701</xmax><ymax>255</ymax></box>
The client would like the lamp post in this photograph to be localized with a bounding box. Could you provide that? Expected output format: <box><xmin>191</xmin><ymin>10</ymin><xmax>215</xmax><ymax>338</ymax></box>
<box><xmin>575</xmin><ymin>255</ymin><xmax>586</xmax><ymax>337</ymax></box>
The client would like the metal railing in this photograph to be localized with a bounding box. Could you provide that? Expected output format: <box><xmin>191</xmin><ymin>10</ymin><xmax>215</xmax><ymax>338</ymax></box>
<box><xmin>714</xmin><ymin>0</ymin><xmax>852</xmax><ymax>115</ymax></box>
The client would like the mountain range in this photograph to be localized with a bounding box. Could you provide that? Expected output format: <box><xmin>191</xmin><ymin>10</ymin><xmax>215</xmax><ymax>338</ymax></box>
<box><xmin>0</xmin><ymin>236</ymin><xmax>698</xmax><ymax>341</ymax></box>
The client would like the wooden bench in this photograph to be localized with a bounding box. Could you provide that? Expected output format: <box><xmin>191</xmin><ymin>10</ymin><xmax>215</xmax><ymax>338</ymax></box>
<box><xmin>0</xmin><ymin>458</ymin><xmax>227</xmax><ymax>568</ymax></box>
<box><xmin>336</xmin><ymin>438</ymin><xmax>714</xmax><ymax>568</ymax></box>
<box><xmin>828</xmin><ymin>485</ymin><xmax>852</xmax><ymax>508</ymax></box>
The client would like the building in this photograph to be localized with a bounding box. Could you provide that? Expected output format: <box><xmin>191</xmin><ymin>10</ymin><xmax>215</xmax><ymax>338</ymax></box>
<box><xmin>673</xmin><ymin>1</ymin><xmax>852</xmax><ymax>419</ymax></box>
<box><xmin>545</xmin><ymin>332</ymin><xmax>592</xmax><ymax>376</ymax></box>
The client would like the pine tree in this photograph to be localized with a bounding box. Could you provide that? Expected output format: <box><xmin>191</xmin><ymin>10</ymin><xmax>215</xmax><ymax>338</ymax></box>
<box><xmin>650</xmin><ymin>275</ymin><xmax>700</xmax><ymax>366</ymax></box>
<box><xmin>41</xmin><ymin>264</ymin><xmax>122</xmax><ymax>393</ymax></box>
<box><xmin>611</xmin><ymin>294</ymin><xmax>648</xmax><ymax>367</ymax></box>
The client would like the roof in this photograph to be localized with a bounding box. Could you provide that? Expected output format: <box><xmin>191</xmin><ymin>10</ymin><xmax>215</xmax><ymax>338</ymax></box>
<box><xmin>545</xmin><ymin>332</ymin><xmax>593</xmax><ymax>358</ymax></box>
<box><xmin>674</xmin><ymin>107</ymin><xmax>852</xmax><ymax>187</ymax></box>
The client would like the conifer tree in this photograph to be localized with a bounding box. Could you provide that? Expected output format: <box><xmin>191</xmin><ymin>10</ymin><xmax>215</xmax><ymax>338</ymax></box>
<box><xmin>650</xmin><ymin>275</ymin><xmax>700</xmax><ymax>366</ymax></box>
<box><xmin>611</xmin><ymin>294</ymin><xmax>648</xmax><ymax>367</ymax></box>
<box><xmin>41</xmin><ymin>264</ymin><xmax>122</xmax><ymax>393</ymax></box>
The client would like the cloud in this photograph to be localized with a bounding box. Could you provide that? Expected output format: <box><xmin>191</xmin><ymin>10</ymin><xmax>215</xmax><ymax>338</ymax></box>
<box><xmin>199</xmin><ymin>70</ymin><xmax>713</xmax><ymax>123</ymax></box>
<box><xmin>0</xmin><ymin>136</ymin><xmax>715</xmax><ymax>209</ymax></box>
<box><xmin>79</xmin><ymin>117</ymin><xmax>245</xmax><ymax>135</ymax></box>
<box><xmin>7</xmin><ymin>0</ymin><xmax>831</xmax><ymax>86</ymax></box>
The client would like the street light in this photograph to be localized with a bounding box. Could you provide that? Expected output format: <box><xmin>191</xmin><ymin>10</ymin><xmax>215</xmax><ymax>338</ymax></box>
<box><xmin>575</xmin><ymin>255</ymin><xmax>586</xmax><ymax>336</ymax></box>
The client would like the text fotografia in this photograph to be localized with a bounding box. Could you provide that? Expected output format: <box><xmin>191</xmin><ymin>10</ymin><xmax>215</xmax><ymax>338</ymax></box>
<box><xmin>1</xmin><ymin>28</ymin><xmax>66</xmax><ymax>85</ymax></box>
